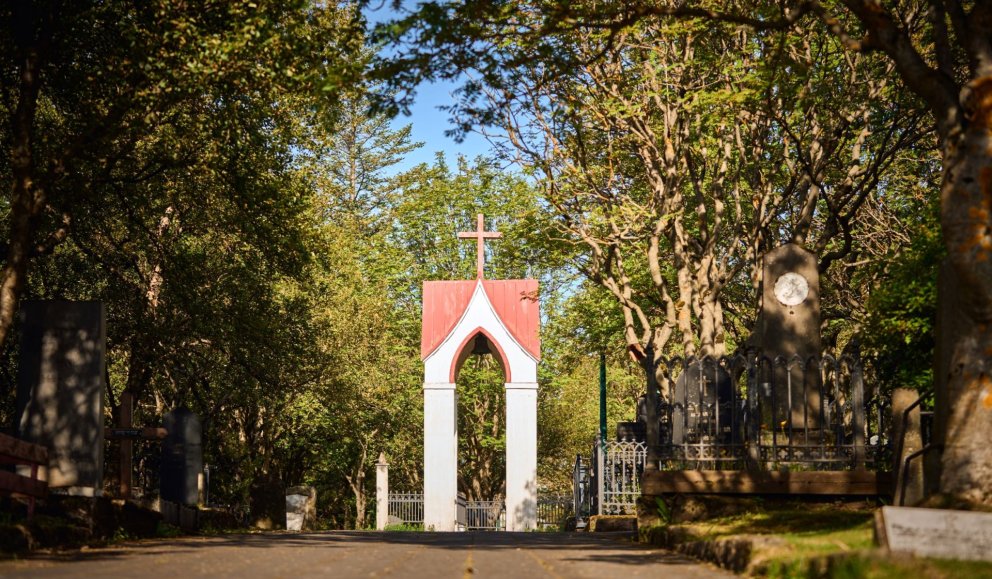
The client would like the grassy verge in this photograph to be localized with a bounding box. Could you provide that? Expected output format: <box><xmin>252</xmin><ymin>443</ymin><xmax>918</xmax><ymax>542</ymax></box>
<box><xmin>767</xmin><ymin>551</ymin><xmax>992</xmax><ymax>578</ymax></box>
<box><xmin>641</xmin><ymin>502</ymin><xmax>992</xmax><ymax>577</ymax></box>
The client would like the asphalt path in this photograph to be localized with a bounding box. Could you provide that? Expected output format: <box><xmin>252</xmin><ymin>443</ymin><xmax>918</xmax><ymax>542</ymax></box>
<box><xmin>0</xmin><ymin>531</ymin><xmax>733</xmax><ymax>578</ymax></box>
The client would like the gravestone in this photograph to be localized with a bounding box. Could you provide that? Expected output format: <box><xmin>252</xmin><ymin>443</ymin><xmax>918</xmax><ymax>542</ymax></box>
<box><xmin>160</xmin><ymin>408</ymin><xmax>202</xmax><ymax>506</ymax></box>
<box><xmin>670</xmin><ymin>363</ymin><xmax>736</xmax><ymax>445</ymax></box>
<box><xmin>15</xmin><ymin>300</ymin><xmax>106</xmax><ymax>495</ymax></box>
<box><xmin>876</xmin><ymin>506</ymin><xmax>992</xmax><ymax>561</ymax></box>
<box><xmin>756</xmin><ymin>244</ymin><xmax>822</xmax><ymax>427</ymax></box>
<box><xmin>635</xmin><ymin>394</ymin><xmax>662</xmax><ymax>444</ymax></box>
<box><xmin>286</xmin><ymin>486</ymin><xmax>317</xmax><ymax>531</ymax></box>
<box><xmin>615</xmin><ymin>421</ymin><xmax>646</xmax><ymax>442</ymax></box>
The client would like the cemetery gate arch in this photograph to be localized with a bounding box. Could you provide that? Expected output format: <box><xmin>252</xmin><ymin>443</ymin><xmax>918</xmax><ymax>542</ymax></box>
<box><xmin>420</xmin><ymin>215</ymin><xmax>540</xmax><ymax>531</ymax></box>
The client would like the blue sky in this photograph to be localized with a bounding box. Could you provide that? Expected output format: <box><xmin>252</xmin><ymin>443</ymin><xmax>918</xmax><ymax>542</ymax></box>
<box><xmin>390</xmin><ymin>81</ymin><xmax>494</xmax><ymax>171</ymax></box>
<box><xmin>364</xmin><ymin>3</ymin><xmax>496</xmax><ymax>173</ymax></box>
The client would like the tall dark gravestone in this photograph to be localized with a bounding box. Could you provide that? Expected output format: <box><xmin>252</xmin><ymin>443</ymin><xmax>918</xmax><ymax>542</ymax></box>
<box><xmin>15</xmin><ymin>301</ymin><xmax>106</xmax><ymax>495</ymax></box>
<box><xmin>757</xmin><ymin>244</ymin><xmax>822</xmax><ymax>427</ymax></box>
<box><xmin>161</xmin><ymin>408</ymin><xmax>202</xmax><ymax>505</ymax></box>
<box><xmin>671</xmin><ymin>363</ymin><xmax>736</xmax><ymax>445</ymax></box>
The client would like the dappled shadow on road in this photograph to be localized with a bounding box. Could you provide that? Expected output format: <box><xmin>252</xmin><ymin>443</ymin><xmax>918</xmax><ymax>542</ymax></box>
<box><xmin>559</xmin><ymin>550</ymin><xmax>703</xmax><ymax>567</ymax></box>
<box><xmin>17</xmin><ymin>530</ymin><xmax>702</xmax><ymax>568</ymax></box>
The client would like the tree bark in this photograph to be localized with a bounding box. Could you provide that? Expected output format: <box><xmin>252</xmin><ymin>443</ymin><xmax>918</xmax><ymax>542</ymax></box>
<box><xmin>0</xmin><ymin>12</ymin><xmax>46</xmax><ymax>349</ymax></box>
<box><xmin>641</xmin><ymin>343</ymin><xmax>661</xmax><ymax>473</ymax></box>
<box><xmin>937</xmin><ymin>80</ymin><xmax>992</xmax><ymax>502</ymax></box>
<box><xmin>836</xmin><ymin>0</ymin><xmax>992</xmax><ymax>504</ymax></box>
<box><xmin>346</xmin><ymin>437</ymin><xmax>372</xmax><ymax>529</ymax></box>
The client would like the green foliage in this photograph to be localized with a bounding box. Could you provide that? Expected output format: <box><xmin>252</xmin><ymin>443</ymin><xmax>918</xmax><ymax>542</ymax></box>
<box><xmin>655</xmin><ymin>497</ymin><xmax>671</xmax><ymax>525</ymax></box>
<box><xmin>111</xmin><ymin>527</ymin><xmax>134</xmax><ymax>543</ymax></box>
<box><xmin>0</xmin><ymin>0</ymin><xmax>375</xmax><ymax>529</ymax></box>
<box><xmin>862</xmin><ymin>196</ymin><xmax>943</xmax><ymax>398</ymax></box>
<box><xmin>155</xmin><ymin>521</ymin><xmax>183</xmax><ymax>539</ymax></box>
<box><xmin>456</xmin><ymin>355</ymin><xmax>507</xmax><ymax>500</ymax></box>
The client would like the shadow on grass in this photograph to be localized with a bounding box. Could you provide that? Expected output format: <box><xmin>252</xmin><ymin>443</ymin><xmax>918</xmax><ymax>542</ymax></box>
<box><xmin>693</xmin><ymin>505</ymin><xmax>874</xmax><ymax>538</ymax></box>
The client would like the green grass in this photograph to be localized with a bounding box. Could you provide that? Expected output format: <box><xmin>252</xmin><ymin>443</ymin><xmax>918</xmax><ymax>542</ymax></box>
<box><xmin>780</xmin><ymin>523</ymin><xmax>874</xmax><ymax>554</ymax></box>
<box><xmin>642</xmin><ymin>503</ymin><xmax>992</xmax><ymax>577</ymax></box>
<box><xmin>383</xmin><ymin>523</ymin><xmax>424</xmax><ymax>531</ymax></box>
<box><xmin>673</xmin><ymin>506</ymin><xmax>875</xmax><ymax>543</ymax></box>
<box><xmin>765</xmin><ymin>552</ymin><xmax>992</xmax><ymax>578</ymax></box>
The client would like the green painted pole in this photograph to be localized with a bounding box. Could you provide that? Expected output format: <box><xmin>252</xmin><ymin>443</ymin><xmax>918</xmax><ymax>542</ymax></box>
<box><xmin>599</xmin><ymin>351</ymin><xmax>607</xmax><ymax>443</ymax></box>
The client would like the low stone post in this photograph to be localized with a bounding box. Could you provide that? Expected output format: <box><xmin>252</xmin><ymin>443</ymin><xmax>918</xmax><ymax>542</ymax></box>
<box><xmin>376</xmin><ymin>452</ymin><xmax>389</xmax><ymax>530</ymax></box>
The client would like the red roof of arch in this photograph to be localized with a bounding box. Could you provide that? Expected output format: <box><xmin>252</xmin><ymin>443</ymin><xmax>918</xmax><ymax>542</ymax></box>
<box><xmin>421</xmin><ymin>279</ymin><xmax>540</xmax><ymax>361</ymax></box>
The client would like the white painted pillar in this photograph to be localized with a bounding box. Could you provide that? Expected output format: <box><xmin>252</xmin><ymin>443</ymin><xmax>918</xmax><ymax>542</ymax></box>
<box><xmin>423</xmin><ymin>382</ymin><xmax>457</xmax><ymax>531</ymax></box>
<box><xmin>505</xmin><ymin>382</ymin><xmax>538</xmax><ymax>531</ymax></box>
<box><xmin>375</xmin><ymin>452</ymin><xmax>389</xmax><ymax>530</ymax></box>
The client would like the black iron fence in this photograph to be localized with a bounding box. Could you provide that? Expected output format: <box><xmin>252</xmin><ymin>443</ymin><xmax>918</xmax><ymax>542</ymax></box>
<box><xmin>653</xmin><ymin>354</ymin><xmax>890</xmax><ymax>471</ymax></box>
<box><xmin>575</xmin><ymin>354</ymin><xmax>894</xmax><ymax>518</ymax></box>
<box><xmin>537</xmin><ymin>495</ymin><xmax>574</xmax><ymax>529</ymax></box>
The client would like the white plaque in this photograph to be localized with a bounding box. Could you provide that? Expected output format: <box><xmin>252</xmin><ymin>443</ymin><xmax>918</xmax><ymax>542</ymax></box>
<box><xmin>773</xmin><ymin>272</ymin><xmax>809</xmax><ymax>306</ymax></box>
<box><xmin>880</xmin><ymin>506</ymin><xmax>992</xmax><ymax>562</ymax></box>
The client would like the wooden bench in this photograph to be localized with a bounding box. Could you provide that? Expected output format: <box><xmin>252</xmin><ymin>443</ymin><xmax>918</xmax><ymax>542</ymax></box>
<box><xmin>0</xmin><ymin>432</ymin><xmax>48</xmax><ymax>517</ymax></box>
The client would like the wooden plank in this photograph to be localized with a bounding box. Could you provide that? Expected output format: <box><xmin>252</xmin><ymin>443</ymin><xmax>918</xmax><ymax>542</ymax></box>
<box><xmin>104</xmin><ymin>427</ymin><xmax>167</xmax><ymax>440</ymax></box>
<box><xmin>642</xmin><ymin>470</ymin><xmax>893</xmax><ymax>496</ymax></box>
<box><xmin>120</xmin><ymin>392</ymin><xmax>134</xmax><ymax>499</ymax></box>
<box><xmin>0</xmin><ymin>469</ymin><xmax>48</xmax><ymax>498</ymax></box>
<box><xmin>0</xmin><ymin>432</ymin><xmax>47</xmax><ymax>465</ymax></box>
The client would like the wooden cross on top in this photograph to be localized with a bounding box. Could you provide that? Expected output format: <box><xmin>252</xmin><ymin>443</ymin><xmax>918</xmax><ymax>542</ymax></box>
<box><xmin>458</xmin><ymin>213</ymin><xmax>501</xmax><ymax>279</ymax></box>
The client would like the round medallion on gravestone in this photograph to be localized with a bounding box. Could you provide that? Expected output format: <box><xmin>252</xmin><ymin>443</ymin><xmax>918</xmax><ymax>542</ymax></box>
<box><xmin>774</xmin><ymin>272</ymin><xmax>809</xmax><ymax>306</ymax></box>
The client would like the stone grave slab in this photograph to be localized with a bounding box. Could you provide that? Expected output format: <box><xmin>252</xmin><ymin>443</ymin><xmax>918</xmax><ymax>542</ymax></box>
<box><xmin>877</xmin><ymin>506</ymin><xmax>992</xmax><ymax>562</ymax></box>
<box><xmin>15</xmin><ymin>300</ymin><xmax>106</xmax><ymax>494</ymax></box>
<box><xmin>286</xmin><ymin>486</ymin><xmax>317</xmax><ymax>531</ymax></box>
<box><xmin>161</xmin><ymin>408</ymin><xmax>202</xmax><ymax>505</ymax></box>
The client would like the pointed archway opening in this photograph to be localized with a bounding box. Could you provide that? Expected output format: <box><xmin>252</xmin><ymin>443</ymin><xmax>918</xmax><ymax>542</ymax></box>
<box><xmin>451</xmin><ymin>331</ymin><xmax>508</xmax><ymax>508</ymax></box>
<box><xmin>450</xmin><ymin>329</ymin><xmax>511</xmax><ymax>383</ymax></box>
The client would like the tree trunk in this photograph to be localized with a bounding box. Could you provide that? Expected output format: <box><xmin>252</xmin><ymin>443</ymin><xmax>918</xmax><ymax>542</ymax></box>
<box><xmin>641</xmin><ymin>342</ymin><xmax>660</xmax><ymax>473</ymax></box>
<box><xmin>938</xmin><ymin>93</ymin><xmax>992</xmax><ymax>503</ymax></box>
<box><xmin>354</xmin><ymin>481</ymin><xmax>367</xmax><ymax>529</ymax></box>
<box><xmin>0</xmin><ymin>23</ymin><xmax>45</xmax><ymax>350</ymax></box>
<box><xmin>346</xmin><ymin>438</ymin><xmax>372</xmax><ymax>529</ymax></box>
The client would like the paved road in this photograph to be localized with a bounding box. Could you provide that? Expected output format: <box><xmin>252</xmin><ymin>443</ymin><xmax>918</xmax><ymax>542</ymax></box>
<box><xmin>0</xmin><ymin>531</ymin><xmax>732</xmax><ymax>578</ymax></box>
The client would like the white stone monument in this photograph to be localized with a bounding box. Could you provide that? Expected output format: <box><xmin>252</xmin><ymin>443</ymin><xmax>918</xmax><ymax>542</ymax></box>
<box><xmin>420</xmin><ymin>214</ymin><xmax>540</xmax><ymax>532</ymax></box>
